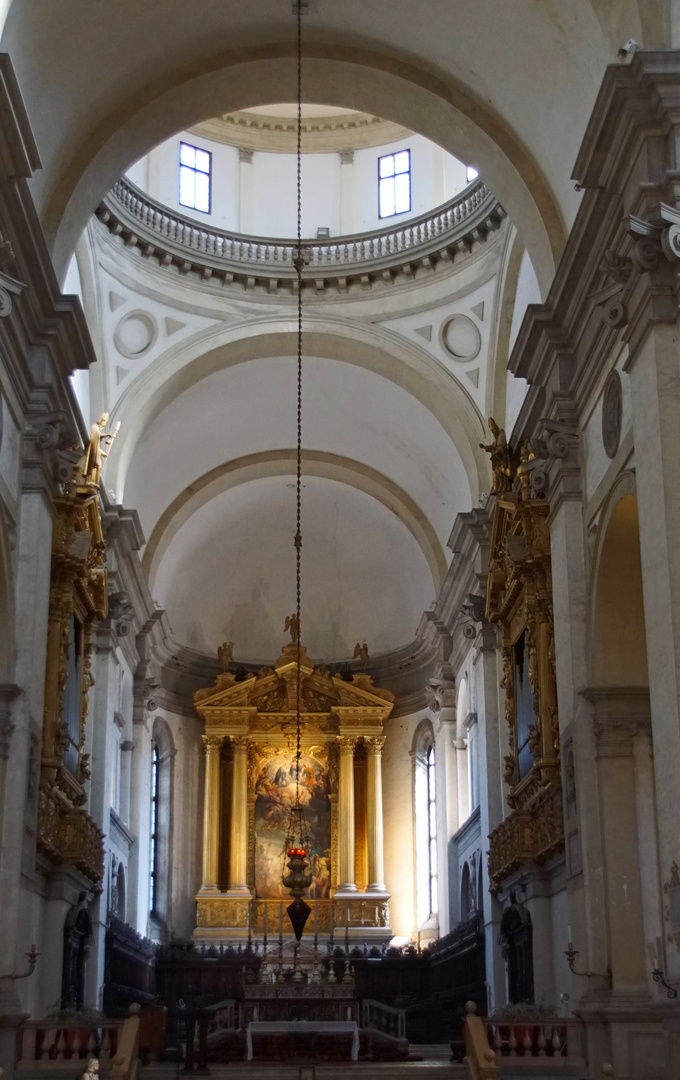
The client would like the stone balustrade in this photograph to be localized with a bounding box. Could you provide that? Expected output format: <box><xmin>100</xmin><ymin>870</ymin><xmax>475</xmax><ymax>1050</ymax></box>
<box><xmin>482</xmin><ymin>1016</ymin><xmax>584</xmax><ymax>1061</ymax></box>
<box><xmin>96</xmin><ymin>177</ymin><xmax>505</xmax><ymax>295</ymax></box>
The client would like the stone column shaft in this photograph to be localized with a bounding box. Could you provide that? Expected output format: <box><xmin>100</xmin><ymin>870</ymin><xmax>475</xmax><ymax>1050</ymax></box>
<box><xmin>200</xmin><ymin>735</ymin><xmax>222</xmax><ymax>891</ymax></box>
<box><xmin>336</xmin><ymin>737</ymin><xmax>357</xmax><ymax>894</ymax></box>
<box><xmin>365</xmin><ymin>737</ymin><xmax>387</xmax><ymax>895</ymax></box>
<box><xmin>227</xmin><ymin>736</ymin><xmax>250</xmax><ymax>896</ymax></box>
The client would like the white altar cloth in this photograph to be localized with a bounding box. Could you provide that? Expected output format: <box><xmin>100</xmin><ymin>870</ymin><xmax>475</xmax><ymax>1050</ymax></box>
<box><xmin>246</xmin><ymin>1020</ymin><xmax>359</xmax><ymax>1061</ymax></box>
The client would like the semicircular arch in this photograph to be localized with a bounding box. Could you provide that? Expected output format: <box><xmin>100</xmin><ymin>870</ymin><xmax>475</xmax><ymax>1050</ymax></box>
<box><xmin>107</xmin><ymin>319</ymin><xmax>488</xmax><ymax>504</ymax></box>
<box><xmin>33</xmin><ymin>45</ymin><xmax>566</xmax><ymax>291</ymax></box>
<box><xmin>144</xmin><ymin>448</ymin><xmax>448</xmax><ymax>594</ymax></box>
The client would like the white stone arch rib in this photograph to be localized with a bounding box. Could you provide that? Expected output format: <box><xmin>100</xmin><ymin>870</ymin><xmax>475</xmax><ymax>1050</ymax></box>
<box><xmin>35</xmin><ymin>47</ymin><xmax>566</xmax><ymax>292</ymax></box>
<box><xmin>106</xmin><ymin>318</ymin><xmax>488</xmax><ymax>506</ymax></box>
<box><xmin>143</xmin><ymin>448</ymin><xmax>448</xmax><ymax>594</ymax></box>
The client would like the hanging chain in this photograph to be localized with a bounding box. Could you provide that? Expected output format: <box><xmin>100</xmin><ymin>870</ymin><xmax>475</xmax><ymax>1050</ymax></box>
<box><xmin>293</xmin><ymin>0</ymin><xmax>303</xmax><ymax>810</ymax></box>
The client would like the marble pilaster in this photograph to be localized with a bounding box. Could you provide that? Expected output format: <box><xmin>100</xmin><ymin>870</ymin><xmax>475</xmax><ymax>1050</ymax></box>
<box><xmin>200</xmin><ymin>735</ymin><xmax>222</xmax><ymax>892</ymax></box>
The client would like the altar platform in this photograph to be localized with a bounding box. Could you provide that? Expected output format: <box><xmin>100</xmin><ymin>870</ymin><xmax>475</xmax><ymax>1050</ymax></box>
<box><xmin>246</xmin><ymin>1020</ymin><xmax>359</xmax><ymax>1062</ymax></box>
<box><xmin>143</xmin><ymin>1044</ymin><xmax>464</xmax><ymax>1077</ymax></box>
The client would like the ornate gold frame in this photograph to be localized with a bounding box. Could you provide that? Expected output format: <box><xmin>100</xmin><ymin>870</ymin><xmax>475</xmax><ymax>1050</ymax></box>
<box><xmin>37</xmin><ymin>483</ymin><xmax>107</xmax><ymax>886</ymax></box>
<box><xmin>486</xmin><ymin>490</ymin><xmax>563</xmax><ymax>891</ymax></box>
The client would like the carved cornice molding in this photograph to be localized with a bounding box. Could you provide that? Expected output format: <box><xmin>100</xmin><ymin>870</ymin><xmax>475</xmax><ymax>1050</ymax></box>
<box><xmin>581</xmin><ymin>686</ymin><xmax>651</xmax><ymax>757</ymax></box>
<box><xmin>191</xmin><ymin>109</ymin><xmax>411</xmax><ymax>155</ymax></box>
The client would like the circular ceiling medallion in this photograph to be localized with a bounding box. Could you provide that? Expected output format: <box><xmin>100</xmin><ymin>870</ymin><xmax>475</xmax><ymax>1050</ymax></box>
<box><xmin>602</xmin><ymin>369</ymin><xmax>622</xmax><ymax>459</ymax></box>
<box><xmin>114</xmin><ymin>310</ymin><xmax>158</xmax><ymax>359</ymax></box>
<box><xmin>441</xmin><ymin>314</ymin><xmax>482</xmax><ymax>362</ymax></box>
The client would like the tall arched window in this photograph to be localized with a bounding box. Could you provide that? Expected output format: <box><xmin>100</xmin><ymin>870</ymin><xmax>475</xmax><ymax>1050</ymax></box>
<box><xmin>149</xmin><ymin>718</ymin><xmax>174</xmax><ymax>940</ymax></box>
<box><xmin>149</xmin><ymin>746</ymin><xmax>159</xmax><ymax>914</ymax></box>
<box><xmin>414</xmin><ymin>723</ymin><xmax>438</xmax><ymax>929</ymax></box>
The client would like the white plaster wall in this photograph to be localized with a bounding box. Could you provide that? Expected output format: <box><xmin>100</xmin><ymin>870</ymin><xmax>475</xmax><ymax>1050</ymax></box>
<box><xmin>129</xmin><ymin>131</ymin><xmax>471</xmax><ymax>239</ymax></box>
<box><xmin>0</xmin><ymin>391</ymin><xmax>21</xmax><ymax>499</ymax></box>
<box><xmin>505</xmin><ymin>248</ymin><xmax>540</xmax><ymax>438</ymax></box>
<box><xmin>64</xmin><ymin>254</ymin><xmax>91</xmax><ymax>426</ymax></box>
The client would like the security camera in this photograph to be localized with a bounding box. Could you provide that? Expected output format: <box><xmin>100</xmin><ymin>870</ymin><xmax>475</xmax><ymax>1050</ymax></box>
<box><xmin>617</xmin><ymin>38</ymin><xmax>640</xmax><ymax>59</ymax></box>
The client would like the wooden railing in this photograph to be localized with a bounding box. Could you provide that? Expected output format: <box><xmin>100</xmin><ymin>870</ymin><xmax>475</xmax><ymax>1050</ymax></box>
<box><xmin>18</xmin><ymin>1003</ymin><xmax>140</xmax><ymax>1080</ymax></box>
<box><xmin>361</xmin><ymin>998</ymin><xmax>406</xmax><ymax>1039</ymax></box>
<box><xmin>97</xmin><ymin>177</ymin><xmax>504</xmax><ymax>294</ymax></box>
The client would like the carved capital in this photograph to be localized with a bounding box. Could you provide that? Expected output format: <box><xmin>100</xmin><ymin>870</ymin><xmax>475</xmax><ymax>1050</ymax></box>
<box><xmin>231</xmin><ymin>735</ymin><xmax>248</xmax><ymax>753</ymax></box>
<box><xmin>583</xmin><ymin>687</ymin><xmax>651</xmax><ymax>758</ymax></box>
<box><xmin>239</xmin><ymin>147</ymin><xmax>254</xmax><ymax>165</ymax></box>
<box><xmin>338</xmin><ymin>736</ymin><xmax>357</xmax><ymax>755</ymax></box>
<box><xmin>364</xmin><ymin>736</ymin><xmax>386</xmax><ymax>756</ymax></box>
<box><xmin>202</xmin><ymin>734</ymin><xmax>223</xmax><ymax>755</ymax></box>
<box><xmin>0</xmin><ymin>719</ymin><xmax>15</xmax><ymax>761</ymax></box>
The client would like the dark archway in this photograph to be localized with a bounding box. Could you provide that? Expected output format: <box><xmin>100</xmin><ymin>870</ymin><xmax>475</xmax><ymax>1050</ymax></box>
<box><xmin>500</xmin><ymin>901</ymin><xmax>533</xmax><ymax>1004</ymax></box>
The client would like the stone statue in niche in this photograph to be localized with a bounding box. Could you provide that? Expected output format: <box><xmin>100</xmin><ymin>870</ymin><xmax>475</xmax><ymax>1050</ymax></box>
<box><xmin>479</xmin><ymin>417</ymin><xmax>511</xmax><ymax>493</ymax></box>
<box><xmin>284</xmin><ymin>613</ymin><xmax>301</xmax><ymax>643</ymax></box>
<box><xmin>353</xmin><ymin>642</ymin><xmax>370</xmax><ymax>671</ymax></box>
<box><xmin>217</xmin><ymin>641</ymin><xmax>234</xmax><ymax>671</ymax></box>
<box><xmin>61</xmin><ymin>891</ymin><xmax>93</xmax><ymax>1009</ymax></box>
<box><xmin>76</xmin><ymin>413</ymin><xmax>120</xmax><ymax>488</ymax></box>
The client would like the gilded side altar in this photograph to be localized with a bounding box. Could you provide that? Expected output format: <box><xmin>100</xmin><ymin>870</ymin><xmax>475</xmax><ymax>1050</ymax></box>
<box><xmin>193</xmin><ymin>643</ymin><xmax>394</xmax><ymax>940</ymax></box>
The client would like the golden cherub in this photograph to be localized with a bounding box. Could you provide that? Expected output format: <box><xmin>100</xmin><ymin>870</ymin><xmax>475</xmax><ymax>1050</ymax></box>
<box><xmin>285</xmin><ymin>613</ymin><xmax>300</xmax><ymax>643</ymax></box>
<box><xmin>353</xmin><ymin>642</ymin><xmax>370</xmax><ymax>672</ymax></box>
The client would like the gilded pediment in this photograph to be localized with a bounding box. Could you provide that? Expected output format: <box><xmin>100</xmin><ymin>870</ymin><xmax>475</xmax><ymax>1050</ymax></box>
<box><xmin>194</xmin><ymin>643</ymin><xmax>394</xmax><ymax>720</ymax></box>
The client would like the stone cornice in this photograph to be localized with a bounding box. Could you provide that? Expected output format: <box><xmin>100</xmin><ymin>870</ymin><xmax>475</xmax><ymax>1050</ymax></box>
<box><xmin>191</xmin><ymin>109</ymin><xmax>411</xmax><ymax>155</ymax></box>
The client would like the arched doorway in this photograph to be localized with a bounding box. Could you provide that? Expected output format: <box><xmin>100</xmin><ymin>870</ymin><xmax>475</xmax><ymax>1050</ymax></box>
<box><xmin>500</xmin><ymin>901</ymin><xmax>534</xmax><ymax>1004</ymax></box>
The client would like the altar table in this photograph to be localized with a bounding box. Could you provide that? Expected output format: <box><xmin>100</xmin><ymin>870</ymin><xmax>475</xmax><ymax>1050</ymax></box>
<box><xmin>246</xmin><ymin>1020</ymin><xmax>359</xmax><ymax>1061</ymax></box>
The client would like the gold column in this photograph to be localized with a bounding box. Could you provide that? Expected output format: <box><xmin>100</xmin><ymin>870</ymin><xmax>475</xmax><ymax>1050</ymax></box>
<box><xmin>200</xmin><ymin>734</ymin><xmax>222</xmax><ymax>892</ymax></box>
<box><xmin>336</xmin><ymin>736</ymin><xmax>358</xmax><ymax>894</ymax></box>
<box><xmin>227</xmin><ymin>735</ymin><xmax>251</xmax><ymax>896</ymax></box>
<box><xmin>365</xmin><ymin>736</ymin><xmax>388</xmax><ymax>895</ymax></box>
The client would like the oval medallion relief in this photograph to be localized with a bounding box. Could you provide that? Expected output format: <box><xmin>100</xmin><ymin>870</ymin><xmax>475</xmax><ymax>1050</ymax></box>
<box><xmin>114</xmin><ymin>310</ymin><xmax>158</xmax><ymax>359</ymax></box>
<box><xmin>441</xmin><ymin>314</ymin><xmax>482</xmax><ymax>362</ymax></box>
<box><xmin>602</xmin><ymin>370</ymin><xmax>622</xmax><ymax>459</ymax></box>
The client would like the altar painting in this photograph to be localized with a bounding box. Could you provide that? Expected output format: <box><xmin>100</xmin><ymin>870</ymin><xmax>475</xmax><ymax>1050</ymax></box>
<box><xmin>254</xmin><ymin>753</ymin><xmax>331</xmax><ymax>899</ymax></box>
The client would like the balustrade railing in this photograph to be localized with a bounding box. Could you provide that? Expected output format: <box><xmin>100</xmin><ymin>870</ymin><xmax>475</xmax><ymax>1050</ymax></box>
<box><xmin>361</xmin><ymin>998</ymin><xmax>406</xmax><ymax>1039</ymax></box>
<box><xmin>18</xmin><ymin>1004</ymin><xmax>141</xmax><ymax>1079</ymax></box>
<box><xmin>98</xmin><ymin>176</ymin><xmax>503</xmax><ymax>291</ymax></box>
<box><xmin>483</xmin><ymin>1016</ymin><xmax>584</xmax><ymax>1060</ymax></box>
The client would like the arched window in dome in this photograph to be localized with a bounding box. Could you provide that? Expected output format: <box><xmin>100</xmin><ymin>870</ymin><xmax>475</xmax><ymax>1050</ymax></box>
<box><xmin>414</xmin><ymin>722</ymin><xmax>438</xmax><ymax>929</ymax></box>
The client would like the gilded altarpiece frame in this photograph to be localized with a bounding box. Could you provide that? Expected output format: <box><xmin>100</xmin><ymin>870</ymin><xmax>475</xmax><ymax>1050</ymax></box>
<box><xmin>486</xmin><ymin>492</ymin><xmax>564</xmax><ymax>891</ymax></box>
<box><xmin>38</xmin><ymin>484</ymin><xmax>108</xmax><ymax>886</ymax></box>
<box><xmin>193</xmin><ymin>644</ymin><xmax>393</xmax><ymax>937</ymax></box>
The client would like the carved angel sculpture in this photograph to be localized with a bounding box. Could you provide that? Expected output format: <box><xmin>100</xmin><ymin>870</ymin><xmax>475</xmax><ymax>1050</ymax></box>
<box><xmin>217</xmin><ymin>641</ymin><xmax>234</xmax><ymax>671</ymax></box>
<box><xmin>285</xmin><ymin>613</ymin><xmax>300</xmax><ymax>643</ymax></box>
<box><xmin>479</xmin><ymin>416</ymin><xmax>511</xmax><ymax>493</ymax></box>
<box><xmin>353</xmin><ymin>641</ymin><xmax>369</xmax><ymax>671</ymax></box>
<box><xmin>76</xmin><ymin>413</ymin><xmax>120</xmax><ymax>489</ymax></box>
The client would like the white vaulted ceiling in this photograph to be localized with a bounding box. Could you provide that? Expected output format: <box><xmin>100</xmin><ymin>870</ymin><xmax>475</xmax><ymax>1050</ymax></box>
<box><xmin>122</xmin><ymin>353</ymin><xmax>469</xmax><ymax>664</ymax></box>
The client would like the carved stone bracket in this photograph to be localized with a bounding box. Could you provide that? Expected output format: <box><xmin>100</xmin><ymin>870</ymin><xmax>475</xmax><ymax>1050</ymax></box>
<box><xmin>108</xmin><ymin>590</ymin><xmax>134</xmax><ymax>637</ymax></box>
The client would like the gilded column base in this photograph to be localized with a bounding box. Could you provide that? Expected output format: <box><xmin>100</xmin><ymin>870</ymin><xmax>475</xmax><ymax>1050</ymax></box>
<box><xmin>225</xmin><ymin>884</ymin><xmax>252</xmax><ymax>897</ymax></box>
<box><xmin>334</xmin><ymin>883</ymin><xmax>359</xmax><ymax>896</ymax></box>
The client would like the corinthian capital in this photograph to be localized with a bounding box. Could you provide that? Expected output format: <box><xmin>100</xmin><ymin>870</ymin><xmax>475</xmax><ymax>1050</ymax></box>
<box><xmin>202</xmin><ymin>734</ymin><xmax>223</xmax><ymax>754</ymax></box>
<box><xmin>338</xmin><ymin>736</ymin><xmax>357</xmax><ymax>755</ymax></box>
<box><xmin>364</xmin><ymin>736</ymin><xmax>386</xmax><ymax>755</ymax></box>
